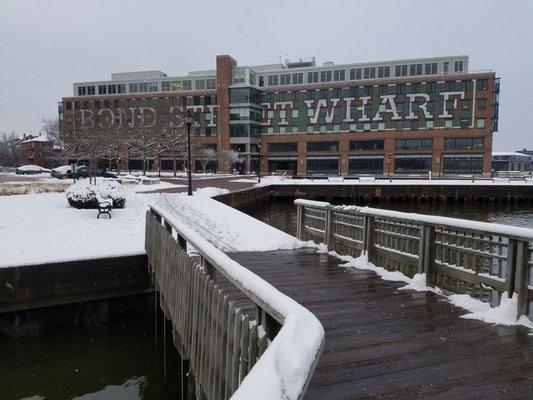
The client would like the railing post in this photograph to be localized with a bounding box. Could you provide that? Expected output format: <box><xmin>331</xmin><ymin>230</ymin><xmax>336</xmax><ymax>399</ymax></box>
<box><xmin>422</xmin><ymin>225</ymin><xmax>436</xmax><ymax>286</ymax></box>
<box><xmin>505</xmin><ymin>239</ymin><xmax>517</xmax><ymax>296</ymax></box>
<box><xmin>177</xmin><ymin>233</ymin><xmax>187</xmax><ymax>250</ymax></box>
<box><xmin>151</xmin><ymin>208</ymin><xmax>162</xmax><ymax>223</ymax></box>
<box><xmin>296</xmin><ymin>204</ymin><xmax>306</xmax><ymax>241</ymax></box>
<box><xmin>256</xmin><ymin>305</ymin><xmax>281</xmax><ymax>341</ymax></box>
<box><xmin>163</xmin><ymin>219</ymin><xmax>173</xmax><ymax>235</ymax></box>
<box><xmin>201</xmin><ymin>256</ymin><xmax>215</xmax><ymax>278</ymax></box>
<box><xmin>364</xmin><ymin>216</ymin><xmax>376</xmax><ymax>263</ymax></box>
<box><xmin>325</xmin><ymin>207</ymin><xmax>336</xmax><ymax>251</ymax></box>
<box><xmin>513</xmin><ymin>240</ymin><xmax>529</xmax><ymax>319</ymax></box>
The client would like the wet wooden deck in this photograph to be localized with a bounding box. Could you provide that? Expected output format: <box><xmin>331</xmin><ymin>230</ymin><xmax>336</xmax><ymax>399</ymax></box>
<box><xmin>212</xmin><ymin>248</ymin><xmax>533</xmax><ymax>400</ymax></box>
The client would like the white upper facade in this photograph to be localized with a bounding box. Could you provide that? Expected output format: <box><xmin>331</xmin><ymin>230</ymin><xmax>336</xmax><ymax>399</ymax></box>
<box><xmin>72</xmin><ymin>55</ymin><xmax>474</xmax><ymax>97</ymax></box>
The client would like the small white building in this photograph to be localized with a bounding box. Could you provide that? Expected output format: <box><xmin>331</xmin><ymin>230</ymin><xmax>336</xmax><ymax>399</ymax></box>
<box><xmin>492</xmin><ymin>151</ymin><xmax>532</xmax><ymax>172</ymax></box>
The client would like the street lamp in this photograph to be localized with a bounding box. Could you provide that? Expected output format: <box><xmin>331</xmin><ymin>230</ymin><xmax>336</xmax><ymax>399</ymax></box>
<box><xmin>257</xmin><ymin>141</ymin><xmax>262</xmax><ymax>183</ymax></box>
<box><xmin>184</xmin><ymin>109</ymin><xmax>196</xmax><ymax>196</ymax></box>
<box><xmin>387</xmin><ymin>152</ymin><xmax>392</xmax><ymax>182</ymax></box>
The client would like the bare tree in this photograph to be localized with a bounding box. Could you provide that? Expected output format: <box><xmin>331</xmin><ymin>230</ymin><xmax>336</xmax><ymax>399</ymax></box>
<box><xmin>196</xmin><ymin>146</ymin><xmax>218</xmax><ymax>173</ymax></box>
<box><xmin>0</xmin><ymin>131</ymin><xmax>22</xmax><ymax>167</ymax></box>
<box><xmin>218</xmin><ymin>149</ymin><xmax>241</xmax><ymax>173</ymax></box>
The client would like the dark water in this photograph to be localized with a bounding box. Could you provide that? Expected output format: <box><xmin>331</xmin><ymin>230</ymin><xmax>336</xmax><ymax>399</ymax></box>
<box><xmin>249</xmin><ymin>198</ymin><xmax>533</xmax><ymax>237</ymax></box>
<box><xmin>0</xmin><ymin>315</ymin><xmax>180</xmax><ymax>400</ymax></box>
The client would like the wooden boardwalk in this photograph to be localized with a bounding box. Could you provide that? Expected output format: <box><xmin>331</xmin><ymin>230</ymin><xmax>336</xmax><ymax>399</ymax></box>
<box><xmin>211</xmin><ymin>248</ymin><xmax>533</xmax><ymax>400</ymax></box>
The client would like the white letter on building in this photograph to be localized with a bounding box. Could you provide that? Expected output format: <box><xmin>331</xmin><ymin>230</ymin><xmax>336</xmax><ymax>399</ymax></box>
<box><xmin>355</xmin><ymin>96</ymin><xmax>371</xmax><ymax>122</ymax></box>
<box><xmin>373</xmin><ymin>95</ymin><xmax>401</xmax><ymax>121</ymax></box>
<box><xmin>98</xmin><ymin>109</ymin><xmax>115</xmax><ymax>128</ymax></box>
<box><xmin>206</xmin><ymin>104</ymin><xmax>218</xmax><ymax>127</ymax></box>
<box><xmin>273</xmin><ymin>101</ymin><xmax>294</xmax><ymax>125</ymax></box>
<box><xmin>139</xmin><ymin>107</ymin><xmax>157</xmax><ymax>128</ymax></box>
<box><xmin>405</xmin><ymin>93</ymin><xmax>433</xmax><ymax>120</ymax></box>
<box><xmin>438</xmin><ymin>91</ymin><xmax>465</xmax><ymax>118</ymax></box>
<box><xmin>261</xmin><ymin>102</ymin><xmax>272</xmax><ymax>126</ymax></box>
<box><xmin>80</xmin><ymin>109</ymin><xmax>95</xmax><ymax>128</ymax></box>
<box><xmin>343</xmin><ymin>97</ymin><xmax>355</xmax><ymax>122</ymax></box>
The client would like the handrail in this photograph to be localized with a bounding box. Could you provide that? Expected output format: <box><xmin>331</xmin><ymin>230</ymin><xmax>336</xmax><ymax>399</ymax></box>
<box><xmin>294</xmin><ymin>199</ymin><xmax>532</xmax><ymax>321</ymax></box>
<box><xmin>148</xmin><ymin>204</ymin><xmax>325</xmax><ymax>400</ymax></box>
<box><xmin>294</xmin><ymin>199</ymin><xmax>533</xmax><ymax>242</ymax></box>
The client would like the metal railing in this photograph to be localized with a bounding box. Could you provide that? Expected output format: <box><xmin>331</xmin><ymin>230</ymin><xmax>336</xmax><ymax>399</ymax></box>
<box><xmin>146</xmin><ymin>205</ymin><xmax>324</xmax><ymax>400</ymax></box>
<box><xmin>295</xmin><ymin>199</ymin><xmax>533</xmax><ymax>321</ymax></box>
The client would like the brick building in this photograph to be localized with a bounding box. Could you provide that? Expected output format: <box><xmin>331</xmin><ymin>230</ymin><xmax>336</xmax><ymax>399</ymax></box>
<box><xmin>19</xmin><ymin>134</ymin><xmax>53</xmax><ymax>168</ymax></box>
<box><xmin>60</xmin><ymin>54</ymin><xmax>499</xmax><ymax>176</ymax></box>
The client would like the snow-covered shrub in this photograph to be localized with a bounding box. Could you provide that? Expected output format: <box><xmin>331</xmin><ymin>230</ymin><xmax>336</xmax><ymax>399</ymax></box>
<box><xmin>66</xmin><ymin>181</ymin><xmax>126</xmax><ymax>209</ymax></box>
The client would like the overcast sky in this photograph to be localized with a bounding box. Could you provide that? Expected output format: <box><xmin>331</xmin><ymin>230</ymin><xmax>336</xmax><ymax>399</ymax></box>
<box><xmin>1</xmin><ymin>0</ymin><xmax>531</xmax><ymax>150</ymax></box>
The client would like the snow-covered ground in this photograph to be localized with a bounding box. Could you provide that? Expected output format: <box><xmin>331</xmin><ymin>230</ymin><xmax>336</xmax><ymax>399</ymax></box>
<box><xmin>232</xmin><ymin>175</ymin><xmax>533</xmax><ymax>186</ymax></box>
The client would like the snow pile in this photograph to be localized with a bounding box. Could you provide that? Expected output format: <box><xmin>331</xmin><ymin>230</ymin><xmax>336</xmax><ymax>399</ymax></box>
<box><xmin>194</xmin><ymin>186</ymin><xmax>230</xmax><ymax>197</ymax></box>
<box><xmin>66</xmin><ymin>180</ymin><xmax>126</xmax><ymax>208</ymax></box>
<box><xmin>329</xmin><ymin>251</ymin><xmax>532</xmax><ymax>329</ymax></box>
<box><xmin>450</xmin><ymin>292</ymin><xmax>533</xmax><ymax>328</ymax></box>
<box><xmin>152</xmin><ymin>194</ymin><xmax>306</xmax><ymax>252</ymax></box>
<box><xmin>151</xmin><ymin>202</ymin><xmax>324</xmax><ymax>400</ymax></box>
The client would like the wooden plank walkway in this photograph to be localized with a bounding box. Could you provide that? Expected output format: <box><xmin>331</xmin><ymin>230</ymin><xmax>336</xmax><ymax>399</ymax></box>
<box><xmin>211</xmin><ymin>248</ymin><xmax>533</xmax><ymax>400</ymax></box>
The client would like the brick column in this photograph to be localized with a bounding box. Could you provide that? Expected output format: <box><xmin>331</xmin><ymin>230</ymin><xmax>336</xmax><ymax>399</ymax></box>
<box><xmin>216</xmin><ymin>55</ymin><xmax>237</xmax><ymax>173</ymax></box>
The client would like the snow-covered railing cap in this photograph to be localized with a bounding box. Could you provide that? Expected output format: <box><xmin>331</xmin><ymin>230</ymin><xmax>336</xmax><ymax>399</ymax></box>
<box><xmin>149</xmin><ymin>204</ymin><xmax>325</xmax><ymax>400</ymax></box>
<box><xmin>294</xmin><ymin>199</ymin><xmax>533</xmax><ymax>241</ymax></box>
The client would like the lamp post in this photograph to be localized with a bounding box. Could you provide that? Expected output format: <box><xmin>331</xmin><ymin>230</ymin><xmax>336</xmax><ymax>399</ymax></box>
<box><xmin>257</xmin><ymin>141</ymin><xmax>262</xmax><ymax>183</ymax></box>
<box><xmin>387</xmin><ymin>152</ymin><xmax>392</xmax><ymax>182</ymax></box>
<box><xmin>184</xmin><ymin>109</ymin><xmax>195</xmax><ymax>196</ymax></box>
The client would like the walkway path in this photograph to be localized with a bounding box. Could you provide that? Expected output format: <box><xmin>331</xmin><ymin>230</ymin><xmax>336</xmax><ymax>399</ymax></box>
<box><xmin>213</xmin><ymin>248</ymin><xmax>533</xmax><ymax>399</ymax></box>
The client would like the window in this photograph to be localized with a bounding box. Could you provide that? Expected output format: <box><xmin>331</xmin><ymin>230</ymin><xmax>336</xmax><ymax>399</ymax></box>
<box><xmin>292</xmin><ymin>126</ymin><xmax>298</xmax><ymax>134</ymax></box>
<box><xmin>454</xmin><ymin>60</ymin><xmax>464</xmax><ymax>73</ymax></box>
<box><xmin>426</xmin><ymin>120</ymin><xmax>434</xmax><ymax>129</ymax></box>
<box><xmin>445</xmin><ymin>120</ymin><xmax>453</xmax><ymax>128</ymax></box>
<box><xmin>444</xmin><ymin>137</ymin><xmax>484</xmax><ymax>149</ymax></box>
<box><xmin>280</xmin><ymin>74</ymin><xmax>290</xmax><ymax>85</ymax></box>
<box><xmin>425</xmin><ymin>63</ymin><xmax>437</xmax><ymax>75</ymax></box>
<box><xmin>195</xmin><ymin>80</ymin><xmax>205</xmax><ymax>90</ymax></box>
<box><xmin>395</xmin><ymin>65</ymin><xmax>408</xmax><ymax>77</ymax></box>
<box><xmin>410</xmin><ymin>64</ymin><xmax>422</xmax><ymax>75</ymax></box>
<box><xmin>395</xmin><ymin>138</ymin><xmax>433</xmax><ymax>150</ymax></box>
<box><xmin>292</xmin><ymin>73</ymin><xmax>303</xmax><ymax>84</ymax></box>
<box><xmin>364</xmin><ymin>86</ymin><xmax>373</xmax><ymax>96</ymax></box>
<box><xmin>77</xmin><ymin>86</ymin><xmax>86</xmax><ymax>96</ymax></box>
<box><xmin>396</xmin><ymin>84</ymin><xmax>406</xmax><ymax>95</ymax></box>
<box><xmin>307</xmin><ymin>71</ymin><xmax>319</xmax><ymax>83</ymax></box>
<box><xmin>348</xmin><ymin>157</ymin><xmax>383</xmax><ymax>175</ymax></box>
<box><xmin>377</xmin><ymin>66</ymin><xmax>390</xmax><ymax>78</ymax></box>
<box><xmin>461</xmin><ymin>80</ymin><xmax>471</xmax><ymax>91</ymax></box>
<box><xmin>206</xmin><ymin>79</ymin><xmax>216</xmax><ymax>89</ymax></box>
<box><xmin>162</xmin><ymin>81</ymin><xmax>171</xmax><ymax>91</ymax></box>
<box><xmin>460</xmin><ymin>118</ymin><xmax>470</xmax><ymax>129</ymax></box>
<box><xmin>333</xmin><ymin>124</ymin><xmax>341</xmax><ymax>133</ymax></box>
<box><xmin>149</xmin><ymin>82</ymin><xmax>158</xmax><ymax>92</ymax></box>
<box><xmin>394</xmin><ymin>156</ymin><xmax>432</xmax><ymax>174</ymax></box>
<box><xmin>377</xmin><ymin>122</ymin><xmax>386</xmax><ymax>131</ymax></box>
<box><xmin>443</xmin><ymin>61</ymin><xmax>449</xmax><ymax>74</ymax></box>
<box><xmin>307</xmin><ymin>126</ymin><xmax>314</xmax><ymax>134</ymax></box>
<box><xmin>363</xmin><ymin>67</ymin><xmax>376</xmax><ymax>79</ymax></box>
<box><xmin>267</xmin><ymin>75</ymin><xmax>279</xmax><ymax>86</ymax></box>
<box><xmin>363</xmin><ymin>122</ymin><xmax>371</xmax><ymax>131</ymax></box>
<box><xmin>172</xmin><ymin>81</ymin><xmax>182</xmax><ymax>91</ymax></box>
<box><xmin>87</xmin><ymin>86</ymin><xmax>95</xmax><ymax>95</ymax></box>
<box><xmin>476</xmin><ymin>98</ymin><xmax>487</xmax><ymax>110</ymax></box>
<box><xmin>349</xmin><ymin>69</ymin><xmax>356</xmax><ymax>80</ymax></box>
<box><xmin>426</xmin><ymin>81</ymin><xmax>436</xmax><ymax>93</ymax></box>
<box><xmin>233</xmin><ymin>70</ymin><xmax>245</xmax><ymax>84</ymax></box>
<box><xmin>443</xmin><ymin>154</ymin><xmax>483</xmax><ymax>174</ymax></box>
<box><xmin>292</xmin><ymin>109</ymin><xmax>299</xmax><ymax>118</ymax></box>
<box><xmin>349</xmin><ymin>123</ymin><xmax>357</xmax><ymax>131</ymax></box>
<box><xmin>349</xmin><ymin>140</ymin><xmax>384</xmax><ymax>151</ymax></box>
<box><xmin>139</xmin><ymin>82</ymin><xmax>148</xmax><ymax>92</ymax></box>
<box><xmin>379</xmin><ymin>85</ymin><xmax>388</xmax><ymax>95</ymax></box>
<box><xmin>319</xmin><ymin>125</ymin><xmax>327</xmax><ymax>133</ymax></box>
<box><xmin>476</xmin><ymin>118</ymin><xmax>485</xmax><ymax>128</ymax></box>
<box><xmin>229</xmin><ymin>107</ymin><xmax>261</xmax><ymax>121</ymax></box>
<box><xmin>106</xmin><ymin>84</ymin><xmax>115</xmax><ymax>94</ymax></box>
<box><xmin>98</xmin><ymin>85</ymin><xmax>107</xmax><ymax>95</ymax></box>
<box><xmin>307</xmin><ymin>141</ymin><xmax>339</xmax><ymax>152</ymax></box>
<box><xmin>333</xmin><ymin>69</ymin><xmax>345</xmax><ymax>81</ymax></box>
<box><xmin>268</xmin><ymin>142</ymin><xmax>298</xmax><ymax>152</ymax></box>
<box><xmin>461</xmin><ymin>100</ymin><xmax>470</xmax><ymax>110</ymax></box>
<box><xmin>396</xmin><ymin>121</ymin><xmax>404</xmax><ymax>130</ymax></box>
<box><xmin>182</xmin><ymin>81</ymin><xmax>192</xmax><ymax>90</ymax></box>
<box><xmin>478</xmin><ymin>79</ymin><xmax>488</xmax><ymax>91</ymax></box>
<box><xmin>306</xmin><ymin>158</ymin><xmax>339</xmax><ymax>175</ymax></box>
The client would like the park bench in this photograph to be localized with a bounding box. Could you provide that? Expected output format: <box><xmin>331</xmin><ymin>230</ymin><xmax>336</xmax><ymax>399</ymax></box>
<box><xmin>97</xmin><ymin>201</ymin><xmax>112</xmax><ymax>219</ymax></box>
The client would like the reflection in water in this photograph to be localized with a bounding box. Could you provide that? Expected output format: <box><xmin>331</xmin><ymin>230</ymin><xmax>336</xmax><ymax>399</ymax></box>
<box><xmin>249</xmin><ymin>198</ymin><xmax>533</xmax><ymax>237</ymax></box>
<box><xmin>0</xmin><ymin>315</ymin><xmax>180</xmax><ymax>400</ymax></box>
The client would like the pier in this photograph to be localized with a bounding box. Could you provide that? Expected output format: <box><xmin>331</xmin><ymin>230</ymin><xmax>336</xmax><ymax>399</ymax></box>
<box><xmin>145</xmin><ymin>195</ymin><xmax>533</xmax><ymax>399</ymax></box>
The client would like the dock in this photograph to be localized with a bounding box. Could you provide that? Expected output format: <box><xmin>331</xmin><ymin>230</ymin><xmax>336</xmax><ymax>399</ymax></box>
<box><xmin>146</xmin><ymin>194</ymin><xmax>533</xmax><ymax>399</ymax></box>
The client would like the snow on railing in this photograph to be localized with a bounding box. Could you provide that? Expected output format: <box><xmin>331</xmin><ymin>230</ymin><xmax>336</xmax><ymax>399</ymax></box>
<box><xmin>147</xmin><ymin>205</ymin><xmax>325</xmax><ymax>400</ymax></box>
<box><xmin>295</xmin><ymin>199</ymin><xmax>533</xmax><ymax>321</ymax></box>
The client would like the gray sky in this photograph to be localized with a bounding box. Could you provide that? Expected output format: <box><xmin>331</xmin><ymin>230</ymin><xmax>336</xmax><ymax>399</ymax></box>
<box><xmin>1</xmin><ymin>0</ymin><xmax>531</xmax><ymax>151</ymax></box>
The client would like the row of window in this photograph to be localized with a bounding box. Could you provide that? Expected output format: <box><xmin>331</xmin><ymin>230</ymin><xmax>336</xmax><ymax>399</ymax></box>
<box><xmin>266</xmin><ymin>138</ymin><xmax>485</xmax><ymax>153</ymax></box>
<box><xmin>302</xmin><ymin>153</ymin><xmax>481</xmax><ymax>175</ymax></box>
<box><xmin>77</xmin><ymin>78</ymin><xmax>216</xmax><ymax>96</ymax></box>
<box><xmin>66</xmin><ymin>95</ymin><xmax>218</xmax><ymax>110</ymax></box>
<box><xmin>260</xmin><ymin>60</ymin><xmax>465</xmax><ymax>87</ymax></box>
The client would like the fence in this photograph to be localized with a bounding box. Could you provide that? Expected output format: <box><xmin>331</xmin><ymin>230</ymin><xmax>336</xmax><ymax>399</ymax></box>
<box><xmin>295</xmin><ymin>199</ymin><xmax>533</xmax><ymax>320</ymax></box>
<box><xmin>146</xmin><ymin>205</ymin><xmax>324</xmax><ymax>400</ymax></box>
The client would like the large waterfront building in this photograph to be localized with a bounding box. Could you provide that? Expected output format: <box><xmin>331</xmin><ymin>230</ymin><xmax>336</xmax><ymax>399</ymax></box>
<box><xmin>60</xmin><ymin>54</ymin><xmax>499</xmax><ymax>176</ymax></box>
